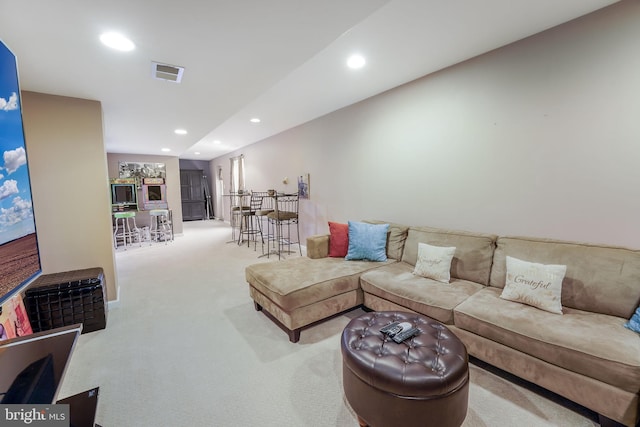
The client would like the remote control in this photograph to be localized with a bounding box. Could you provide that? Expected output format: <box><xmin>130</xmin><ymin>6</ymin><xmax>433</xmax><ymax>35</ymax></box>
<box><xmin>380</xmin><ymin>322</ymin><xmax>401</xmax><ymax>336</ymax></box>
<box><xmin>380</xmin><ymin>321</ymin><xmax>413</xmax><ymax>338</ymax></box>
<box><xmin>392</xmin><ymin>327</ymin><xmax>420</xmax><ymax>343</ymax></box>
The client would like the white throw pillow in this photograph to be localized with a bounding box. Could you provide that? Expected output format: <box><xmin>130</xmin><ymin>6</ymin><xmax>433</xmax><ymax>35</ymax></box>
<box><xmin>500</xmin><ymin>256</ymin><xmax>567</xmax><ymax>314</ymax></box>
<box><xmin>413</xmin><ymin>242</ymin><xmax>456</xmax><ymax>283</ymax></box>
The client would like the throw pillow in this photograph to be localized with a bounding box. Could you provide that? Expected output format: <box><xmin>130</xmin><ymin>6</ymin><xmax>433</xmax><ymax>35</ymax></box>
<box><xmin>500</xmin><ymin>256</ymin><xmax>567</xmax><ymax>314</ymax></box>
<box><xmin>328</xmin><ymin>221</ymin><xmax>349</xmax><ymax>257</ymax></box>
<box><xmin>413</xmin><ymin>242</ymin><xmax>456</xmax><ymax>283</ymax></box>
<box><xmin>345</xmin><ymin>221</ymin><xmax>389</xmax><ymax>262</ymax></box>
<box><xmin>625</xmin><ymin>307</ymin><xmax>640</xmax><ymax>334</ymax></box>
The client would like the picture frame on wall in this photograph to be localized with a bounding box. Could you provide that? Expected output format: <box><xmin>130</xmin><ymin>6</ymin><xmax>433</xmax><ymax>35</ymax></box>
<box><xmin>0</xmin><ymin>39</ymin><xmax>42</xmax><ymax>314</ymax></box>
<box><xmin>298</xmin><ymin>174</ymin><xmax>310</xmax><ymax>199</ymax></box>
<box><xmin>118</xmin><ymin>161</ymin><xmax>166</xmax><ymax>181</ymax></box>
<box><xmin>0</xmin><ymin>295</ymin><xmax>33</xmax><ymax>341</ymax></box>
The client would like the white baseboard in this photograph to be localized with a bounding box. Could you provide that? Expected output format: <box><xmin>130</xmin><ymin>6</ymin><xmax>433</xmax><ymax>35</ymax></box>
<box><xmin>108</xmin><ymin>285</ymin><xmax>121</xmax><ymax>309</ymax></box>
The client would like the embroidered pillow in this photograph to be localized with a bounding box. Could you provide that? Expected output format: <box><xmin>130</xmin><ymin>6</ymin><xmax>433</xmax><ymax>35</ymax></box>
<box><xmin>345</xmin><ymin>221</ymin><xmax>389</xmax><ymax>262</ymax></box>
<box><xmin>328</xmin><ymin>221</ymin><xmax>349</xmax><ymax>257</ymax></box>
<box><xmin>625</xmin><ymin>306</ymin><xmax>640</xmax><ymax>334</ymax></box>
<box><xmin>413</xmin><ymin>242</ymin><xmax>456</xmax><ymax>283</ymax></box>
<box><xmin>500</xmin><ymin>256</ymin><xmax>567</xmax><ymax>314</ymax></box>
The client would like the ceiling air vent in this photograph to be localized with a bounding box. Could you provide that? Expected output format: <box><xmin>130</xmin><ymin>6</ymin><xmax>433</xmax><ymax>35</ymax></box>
<box><xmin>151</xmin><ymin>61</ymin><xmax>184</xmax><ymax>83</ymax></box>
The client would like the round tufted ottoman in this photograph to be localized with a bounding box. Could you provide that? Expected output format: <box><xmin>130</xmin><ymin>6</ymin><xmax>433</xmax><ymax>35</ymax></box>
<box><xmin>341</xmin><ymin>311</ymin><xmax>469</xmax><ymax>427</ymax></box>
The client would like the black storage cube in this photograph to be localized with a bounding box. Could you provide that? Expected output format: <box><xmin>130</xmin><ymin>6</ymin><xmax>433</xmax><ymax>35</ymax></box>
<box><xmin>23</xmin><ymin>268</ymin><xmax>107</xmax><ymax>334</ymax></box>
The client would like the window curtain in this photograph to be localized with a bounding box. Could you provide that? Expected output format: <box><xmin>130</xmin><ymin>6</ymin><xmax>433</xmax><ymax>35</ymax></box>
<box><xmin>230</xmin><ymin>155</ymin><xmax>245</xmax><ymax>193</ymax></box>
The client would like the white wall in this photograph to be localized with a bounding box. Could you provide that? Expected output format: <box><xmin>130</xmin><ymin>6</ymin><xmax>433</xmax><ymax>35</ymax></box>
<box><xmin>212</xmin><ymin>0</ymin><xmax>640</xmax><ymax>249</ymax></box>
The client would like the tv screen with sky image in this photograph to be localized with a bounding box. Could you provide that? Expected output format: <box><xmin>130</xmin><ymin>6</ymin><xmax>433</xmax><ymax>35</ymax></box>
<box><xmin>0</xmin><ymin>39</ymin><xmax>42</xmax><ymax>306</ymax></box>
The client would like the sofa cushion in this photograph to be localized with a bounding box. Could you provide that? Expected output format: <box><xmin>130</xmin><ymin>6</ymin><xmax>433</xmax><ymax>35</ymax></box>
<box><xmin>490</xmin><ymin>236</ymin><xmax>640</xmax><ymax>319</ymax></box>
<box><xmin>328</xmin><ymin>221</ymin><xmax>349</xmax><ymax>257</ymax></box>
<box><xmin>500</xmin><ymin>256</ymin><xmax>566</xmax><ymax>314</ymax></box>
<box><xmin>360</xmin><ymin>262</ymin><xmax>485</xmax><ymax>324</ymax></box>
<box><xmin>401</xmin><ymin>226</ymin><xmax>496</xmax><ymax>285</ymax></box>
<box><xmin>246</xmin><ymin>257</ymin><xmax>393</xmax><ymax>311</ymax></box>
<box><xmin>345</xmin><ymin>221</ymin><xmax>389</xmax><ymax>261</ymax></box>
<box><xmin>413</xmin><ymin>242</ymin><xmax>456</xmax><ymax>283</ymax></box>
<box><xmin>364</xmin><ymin>220</ymin><xmax>410</xmax><ymax>261</ymax></box>
<box><xmin>454</xmin><ymin>287</ymin><xmax>640</xmax><ymax>392</ymax></box>
<box><xmin>307</xmin><ymin>234</ymin><xmax>329</xmax><ymax>259</ymax></box>
<box><xmin>626</xmin><ymin>306</ymin><xmax>640</xmax><ymax>334</ymax></box>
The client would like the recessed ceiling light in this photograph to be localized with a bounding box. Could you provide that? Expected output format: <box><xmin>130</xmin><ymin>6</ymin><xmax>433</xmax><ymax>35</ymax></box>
<box><xmin>250</xmin><ymin>118</ymin><xmax>261</xmax><ymax>123</ymax></box>
<box><xmin>194</xmin><ymin>152</ymin><xmax>200</xmax><ymax>155</ymax></box>
<box><xmin>161</xmin><ymin>148</ymin><xmax>171</xmax><ymax>152</ymax></box>
<box><xmin>347</xmin><ymin>54</ymin><xmax>366</xmax><ymax>69</ymax></box>
<box><xmin>174</xmin><ymin>129</ymin><xmax>188</xmax><ymax>135</ymax></box>
<box><xmin>213</xmin><ymin>140</ymin><xmax>221</xmax><ymax>145</ymax></box>
<box><xmin>100</xmin><ymin>32</ymin><xmax>135</xmax><ymax>52</ymax></box>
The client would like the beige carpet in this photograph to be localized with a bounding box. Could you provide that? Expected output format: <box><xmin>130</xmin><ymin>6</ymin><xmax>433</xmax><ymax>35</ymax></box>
<box><xmin>58</xmin><ymin>220</ymin><xmax>599</xmax><ymax>426</ymax></box>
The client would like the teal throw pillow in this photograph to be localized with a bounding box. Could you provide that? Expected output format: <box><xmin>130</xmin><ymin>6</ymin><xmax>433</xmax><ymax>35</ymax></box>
<box><xmin>345</xmin><ymin>221</ymin><xmax>389</xmax><ymax>262</ymax></box>
<box><xmin>625</xmin><ymin>306</ymin><xmax>640</xmax><ymax>334</ymax></box>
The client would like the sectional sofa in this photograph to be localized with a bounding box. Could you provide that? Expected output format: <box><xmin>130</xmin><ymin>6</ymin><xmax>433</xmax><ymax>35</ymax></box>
<box><xmin>245</xmin><ymin>221</ymin><xmax>640</xmax><ymax>427</ymax></box>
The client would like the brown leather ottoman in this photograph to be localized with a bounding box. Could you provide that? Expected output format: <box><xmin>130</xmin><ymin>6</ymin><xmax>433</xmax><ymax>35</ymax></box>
<box><xmin>341</xmin><ymin>311</ymin><xmax>469</xmax><ymax>427</ymax></box>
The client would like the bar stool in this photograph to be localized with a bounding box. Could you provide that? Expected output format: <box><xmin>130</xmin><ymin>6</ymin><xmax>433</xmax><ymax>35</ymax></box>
<box><xmin>238</xmin><ymin>193</ymin><xmax>266</xmax><ymax>250</ymax></box>
<box><xmin>113</xmin><ymin>211</ymin><xmax>140</xmax><ymax>249</ymax></box>
<box><xmin>266</xmin><ymin>193</ymin><xmax>301</xmax><ymax>259</ymax></box>
<box><xmin>252</xmin><ymin>191</ymin><xmax>275</xmax><ymax>254</ymax></box>
<box><xmin>149</xmin><ymin>209</ymin><xmax>173</xmax><ymax>244</ymax></box>
<box><xmin>229</xmin><ymin>191</ymin><xmax>249</xmax><ymax>243</ymax></box>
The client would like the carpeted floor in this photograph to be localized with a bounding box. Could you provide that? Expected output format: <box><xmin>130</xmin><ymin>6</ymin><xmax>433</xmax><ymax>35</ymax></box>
<box><xmin>58</xmin><ymin>220</ymin><xmax>599</xmax><ymax>426</ymax></box>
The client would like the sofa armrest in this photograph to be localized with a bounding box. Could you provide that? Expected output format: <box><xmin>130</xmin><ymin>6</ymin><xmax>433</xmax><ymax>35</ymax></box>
<box><xmin>307</xmin><ymin>234</ymin><xmax>330</xmax><ymax>259</ymax></box>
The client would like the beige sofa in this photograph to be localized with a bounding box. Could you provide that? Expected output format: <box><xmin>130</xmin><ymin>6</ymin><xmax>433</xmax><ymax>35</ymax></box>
<box><xmin>245</xmin><ymin>222</ymin><xmax>640</xmax><ymax>427</ymax></box>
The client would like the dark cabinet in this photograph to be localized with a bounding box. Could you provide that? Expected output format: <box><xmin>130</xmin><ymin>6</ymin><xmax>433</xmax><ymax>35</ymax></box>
<box><xmin>180</xmin><ymin>169</ymin><xmax>208</xmax><ymax>220</ymax></box>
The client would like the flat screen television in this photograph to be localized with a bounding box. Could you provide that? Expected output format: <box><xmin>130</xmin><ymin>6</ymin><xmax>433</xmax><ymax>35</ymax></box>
<box><xmin>111</xmin><ymin>183</ymin><xmax>137</xmax><ymax>205</ymax></box>
<box><xmin>0</xmin><ymin>39</ymin><xmax>42</xmax><ymax>310</ymax></box>
<box><xmin>0</xmin><ymin>324</ymin><xmax>82</xmax><ymax>404</ymax></box>
<box><xmin>146</xmin><ymin>185</ymin><xmax>163</xmax><ymax>201</ymax></box>
<box><xmin>141</xmin><ymin>184</ymin><xmax>167</xmax><ymax>210</ymax></box>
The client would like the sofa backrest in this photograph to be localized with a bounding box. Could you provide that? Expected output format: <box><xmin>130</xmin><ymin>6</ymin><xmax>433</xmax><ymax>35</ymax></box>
<box><xmin>364</xmin><ymin>220</ymin><xmax>409</xmax><ymax>261</ymax></box>
<box><xmin>401</xmin><ymin>226</ymin><xmax>497</xmax><ymax>285</ymax></box>
<box><xmin>490</xmin><ymin>236</ymin><xmax>640</xmax><ymax>318</ymax></box>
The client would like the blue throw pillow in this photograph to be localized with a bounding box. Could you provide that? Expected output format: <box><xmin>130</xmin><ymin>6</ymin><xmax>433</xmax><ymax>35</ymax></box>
<box><xmin>625</xmin><ymin>306</ymin><xmax>640</xmax><ymax>334</ymax></box>
<box><xmin>345</xmin><ymin>221</ymin><xmax>389</xmax><ymax>262</ymax></box>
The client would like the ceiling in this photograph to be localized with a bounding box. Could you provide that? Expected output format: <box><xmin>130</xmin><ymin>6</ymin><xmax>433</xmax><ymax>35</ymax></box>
<box><xmin>1</xmin><ymin>0</ymin><xmax>620</xmax><ymax>161</ymax></box>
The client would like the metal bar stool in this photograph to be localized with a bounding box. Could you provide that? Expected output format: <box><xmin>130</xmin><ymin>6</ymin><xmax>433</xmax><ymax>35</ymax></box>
<box><xmin>149</xmin><ymin>209</ymin><xmax>173</xmax><ymax>244</ymax></box>
<box><xmin>228</xmin><ymin>191</ymin><xmax>249</xmax><ymax>243</ymax></box>
<box><xmin>266</xmin><ymin>193</ymin><xmax>301</xmax><ymax>259</ymax></box>
<box><xmin>113</xmin><ymin>211</ymin><xmax>140</xmax><ymax>249</ymax></box>
<box><xmin>238</xmin><ymin>193</ymin><xmax>264</xmax><ymax>250</ymax></box>
<box><xmin>252</xmin><ymin>191</ymin><xmax>275</xmax><ymax>255</ymax></box>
